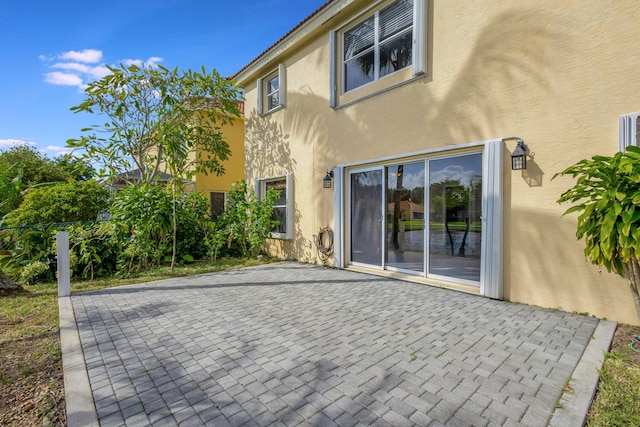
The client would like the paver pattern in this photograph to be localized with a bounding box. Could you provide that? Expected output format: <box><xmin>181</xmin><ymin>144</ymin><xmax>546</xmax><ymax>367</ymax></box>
<box><xmin>72</xmin><ymin>262</ymin><xmax>599</xmax><ymax>426</ymax></box>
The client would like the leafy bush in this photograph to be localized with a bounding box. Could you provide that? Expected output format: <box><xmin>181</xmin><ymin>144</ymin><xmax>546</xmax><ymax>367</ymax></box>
<box><xmin>207</xmin><ymin>180</ymin><xmax>279</xmax><ymax>260</ymax></box>
<box><xmin>110</xmin><ymin>183</ymin><xmax>210</xmax><ymax>271</ymax></box>
<box><xmin>0</xmin><ymin>224</ymin><xmax>59</xmax><ymax>284</ymax></box>
<box><xmin>66</xmin><ymin>222</ymin><xmax>119</xmax><ymax>281</ymax></box>
<box><xmin>0</xmin><ymin>145</ymin><xmax>95</xmax><ymax>218</ymax></box>
<box><xmin>2</xmin><ymin>180</ymin><xmax>111</xmax><ymax>227</ymax></box>
<box><xmin>0</xmin><ymin>180</ymin><xmax>278</xmax><ymax>284</ymax></box>
<box><xmin>1</xmin><ymin>221</ymin><xmax>122</xmax><ymax>284</ymax></box>
<box><xmin>555</xmin><ymin>145</ymin><xmax>640</xmax><ymax>317</ymax></box>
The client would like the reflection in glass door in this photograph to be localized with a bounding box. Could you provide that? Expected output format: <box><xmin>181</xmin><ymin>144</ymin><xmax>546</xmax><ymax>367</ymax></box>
<box><xmin>428</xmin><ymin>154</ymin><xmax>483</xmax><ymax>283</ymax></box>
<box><xmin>348</xmin><ymin>152</ymin><xmax>483</xmax><ymax>286</ymax></box>
<box><xmin>350</xmin><ymin>169</ymin><xmax>383</xmax><ymax>266</ymax></box>
<box><xmin>386</xmin><ymin>162</ymin><xmax>425</xmax><ymax>273</ymax></box>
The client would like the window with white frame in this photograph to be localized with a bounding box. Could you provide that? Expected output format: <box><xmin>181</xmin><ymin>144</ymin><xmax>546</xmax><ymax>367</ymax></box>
<box><xmin>330</xmin><ymin>0</ymin><xmax>426</xmax><ymax>106</ymax></box>
<box><xmin>256</xmin><ymin>174</ymin><xmax>294</xmax><ymax>239</ymax></box>
<box><xmin>257</xmin><ymin>64</ymin><xmax>287</xmax><ymax>115</ymax></box>
<box><xmin>619</xmin><ymin>112</ymin><xmax>640</xmax><ymax>151</ymax></box>
<box><xmin>266</xmin><ymin>75</ymin><xmax>280</xmax><ymax>111</ymax></box>
<box><xmin>343</xmin><ymin>0</ymin><xmax>413</xmax><ymax>92</ymax></box>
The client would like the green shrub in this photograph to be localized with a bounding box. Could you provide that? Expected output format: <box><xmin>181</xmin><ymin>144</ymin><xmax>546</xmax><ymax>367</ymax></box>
<box><xmin>207</xmin><ymin>180</ymin><xmax>279</xmax><ymax>260</ymax></box>
<box><xmin>555</xmin><ymin>145</ymin><xmax>640</xmax><ymax>317</ymax></box>
<box><xmin>110</xmin><ymin>183</ymin><xmax>210</xmax><ymax>272</ymax></box>
<box><xmin>0</xmin><ymin>225</ymin><xmax>58</xmax><ymax>284</ymax></box>
<box><xmin>67</xmin><ymin>222</ymin><xmax>119</xmax><ymax>281</ymax></box>
<box><xmin>2</xmin><ymin>180</ymin><xmax>111</xmax><ymax>227</ymax></box>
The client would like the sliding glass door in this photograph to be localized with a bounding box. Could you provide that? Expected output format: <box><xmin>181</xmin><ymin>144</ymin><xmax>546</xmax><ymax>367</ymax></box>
<box><xmin>348</xmin><ymin>152</ymin><xmax>482</xmax><ymax>285</ymax></box>
<box><xmin>427</xmin><ymin>154</ymin><xmax>482</xmax><ymax>283</ymax></box>
<box><xmin>350</xmin><ymin>168</ymin><xmax>384</xmax><ymax>267</ymax></box>
<box><xmin>386</xmin><ymin>162</ymin><xmax>425</xmax><ymax>273</ymax></box>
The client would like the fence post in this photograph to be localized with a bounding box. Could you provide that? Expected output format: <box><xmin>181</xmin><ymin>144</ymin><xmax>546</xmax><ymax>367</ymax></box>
<box><xmin>57</xmin><ymin>231</ymin><xmax>70</xmax><ymax>297</ymax></box>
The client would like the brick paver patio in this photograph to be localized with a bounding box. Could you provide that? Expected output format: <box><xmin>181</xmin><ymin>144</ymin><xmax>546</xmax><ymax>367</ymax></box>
<box><xmin>72</xmin><ymin>262</ymin><xmax>599</xmax><ymax>426</ymax></box>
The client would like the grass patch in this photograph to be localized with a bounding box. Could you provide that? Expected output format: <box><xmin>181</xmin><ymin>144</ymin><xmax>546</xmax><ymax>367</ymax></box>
<box><xmin>586</xmin><ymin>350</ymin><xmax>640</xmax><ymax>426</ymax></box>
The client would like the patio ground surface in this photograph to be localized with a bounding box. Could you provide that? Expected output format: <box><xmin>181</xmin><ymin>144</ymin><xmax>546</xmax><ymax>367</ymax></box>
<box><xmin>61</xmin><ymin>262</ymin><xmax>614</xmax><ymax>426</ymax></box>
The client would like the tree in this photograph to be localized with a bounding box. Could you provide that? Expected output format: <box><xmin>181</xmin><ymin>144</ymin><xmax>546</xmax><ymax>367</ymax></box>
<box><xmin>53</xmin><ymin>154</ymin><xmax>96</xmax><ymax>181</ymax></box>
<box><xmin>68</xmin><ymin>63</ymin><xmax>242</xmax><ymax>267</ymax></box>
<box><xmin>0</xmin><ymin>145</ymin><xmax>95</xmax><ymax>218</ymax></box>
<box><xmin>555</xmin><ymin>146</ymin><xmax>640</xmax><ymax>318</ymax></box>
<box><xmin>2</xmin><ymin>180</ymin><xmax>111</xmax><ymax>226</ymax></box>
<box><xmin>0</xmin><ymin>166</ymin><xmax>22</xmax><ymax>218</ymax></box>
<box><xmin>67</xmin><ymin>63</ymin><xmax>242</xmax><ymax>184</ymax></box>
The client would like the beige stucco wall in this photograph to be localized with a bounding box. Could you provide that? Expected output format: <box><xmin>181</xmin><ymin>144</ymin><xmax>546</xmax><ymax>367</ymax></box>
<box><xmin>239</xmin><ymin>0</ymin><xmax>640</xmax><ymax>324</ymax></box>
<box><xmin>195</xmin><ymin>117</ymin><xmax>245</xmax><ymax>195</ymax></box>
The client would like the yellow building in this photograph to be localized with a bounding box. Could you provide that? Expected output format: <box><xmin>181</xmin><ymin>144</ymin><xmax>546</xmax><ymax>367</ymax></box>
<box><xmin>193</xmin><ymin>102</ymin><xmax>246</xmax><ymax>217</ymax></box>
<box><xmin>232</xmin><ymin>0</ymin><xmax>640</xmax><ymax>325</ymax></box>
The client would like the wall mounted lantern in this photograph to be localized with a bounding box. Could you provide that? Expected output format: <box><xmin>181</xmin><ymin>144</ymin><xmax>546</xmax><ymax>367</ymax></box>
<box><xmin>503</xmin><ymin>137</ymin><xmax>529</xmax><ymax>170</ymax></box>
<box><xmin>323</xmin><ymin>170</ymin><xmax>334</xmax><ymax>188</ymax></box>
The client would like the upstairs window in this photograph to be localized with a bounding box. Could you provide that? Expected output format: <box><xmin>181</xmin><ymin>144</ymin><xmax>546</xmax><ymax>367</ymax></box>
<box><xmin>330</xmin><ymin>0</ymin><xmax>426</xmax><ymax>107</ymax></box>
<box><xmin>257</xmin><ymin>64</ymin><xmax>287</xmax><ymax>115</ymax></box>
<box><xmin>343</xmin><ymin>0</ymin><xmax>414</xmax><ymax>92</ymax></box>
<box><xmin>266</xmin><ymin>75</ymin><xmax>280</xmax><ymax>111</ymax></box>
<box><xmin>619</xmin><ymin>112</ymin><xmax>640</xmax><ymax>151</ymax></box>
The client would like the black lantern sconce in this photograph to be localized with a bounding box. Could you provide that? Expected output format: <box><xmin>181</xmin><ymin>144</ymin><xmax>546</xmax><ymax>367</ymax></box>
<box><xmin>503</xmin><ymin>137</ymin><xmax>529</xmax><ymax>170</ymax></box>
<box><xmin>323</xmin><ymin>170</ymin><xmax>334</xmax><ymax>188</ymax></box>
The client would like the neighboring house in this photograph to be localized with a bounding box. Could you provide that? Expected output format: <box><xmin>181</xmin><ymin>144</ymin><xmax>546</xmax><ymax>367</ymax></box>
<box><xmin>232</xmin><ymin>0</ymin><xmax>640</xmax><ymax>324</ymax></box>
<box><xmin>192</xmin><ymin>101</ymin><xmax>246</xmax><ymax>218</ymax></box>
<box><xmin>107</xmin><ymin>169</ymin><xmax>195</xmax><ymax>193</ymax></box>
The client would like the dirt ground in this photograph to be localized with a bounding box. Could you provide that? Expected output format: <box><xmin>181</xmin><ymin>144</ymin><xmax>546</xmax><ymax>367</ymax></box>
<box><xmin>610</xmin><ymin>323</ymin><xmax>640</xmax><ymax>363</ymax></box>
<box><xmin>0</xmin><ymin>326</ymin><xmax>65</xmax><ymax>426</ymax></box>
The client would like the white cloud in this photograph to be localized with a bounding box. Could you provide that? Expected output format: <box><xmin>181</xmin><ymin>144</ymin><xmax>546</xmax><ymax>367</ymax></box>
<box><xmin>121</xmin><ymin>56</ymin><xmax>164</xmax><ymax>67</ymax></box>
<box><xmin>51</xmin><ymin>62</ymin><xmax>91</xmax><ymax>73</ymax></box>
<box><xmin>43</xmin><ymin>50</ymin><xmax>162</xmax><ymax>90</ymax></box>
<box><xmin>51</xmin><ymin>62</ymin><xmax>112</xmax><ymax>80</ymax></box>
<box><xmin>0</xmin><ymin>139</ymin><xmax>36</xmax><ymax>149</ymax></box>
<box><xmin>89</xmin><ymin>64</ymin><xmax>112</xmax><ymax>79</ymax></box>
<box><xmin>43</xmin><ymin>145</ymin><xmax>67</xmax><ymax>152</ymax></box>
<box><xmin>44</xmin><ymin>71</ymin><xmax>86</xmax><ymax>88</ymax></box>
<box><xmin>59</xmin><ymin>49</ymin><xmax>103</xmax><ymax>63</ymax></box>
<box><xmin>147</xmin><ymin>57</ymin><xmax>163</xmax><ymax>67</ymax></box>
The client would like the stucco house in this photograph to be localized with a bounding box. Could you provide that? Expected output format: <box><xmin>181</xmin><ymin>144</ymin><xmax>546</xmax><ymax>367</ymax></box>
<box><xmin>231</xmin><ymin>0</ymin><xmax>640</xmax><ymax>325</ymax></box>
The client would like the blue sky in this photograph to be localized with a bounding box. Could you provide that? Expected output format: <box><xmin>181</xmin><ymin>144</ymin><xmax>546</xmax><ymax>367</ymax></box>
<box><xmin>0</xmin><ymin>0</ymin><xmax>326</xmax><ymax>157</ymax></box>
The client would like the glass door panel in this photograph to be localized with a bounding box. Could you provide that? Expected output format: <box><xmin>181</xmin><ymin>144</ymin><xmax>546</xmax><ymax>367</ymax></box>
<box><xmin>350</xmin><ymin>169</ymin><xmax>383</xmax><ymax>267</ymax></box>
<box><xmin>385</xmin><ymin>162</ymin><xmax>425</xmax><ymax>272</ymax></box>
<box><xmin>428</xmin><ymin>154</ymin><xmax>482</xmax><ymax>283</ymax></box>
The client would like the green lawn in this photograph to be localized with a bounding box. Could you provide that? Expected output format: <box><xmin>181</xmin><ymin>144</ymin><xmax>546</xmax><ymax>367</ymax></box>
<box><xmin>586</xmin><ymin>348</ymin><xmax>640</xmax><ymax>426</ymax></box>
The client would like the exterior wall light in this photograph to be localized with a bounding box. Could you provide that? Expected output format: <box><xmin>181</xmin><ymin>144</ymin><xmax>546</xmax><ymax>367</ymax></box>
<box><xmin>503</xmin><ymin>137</ymin><xmax>529</xmax><ymax>170</ymax></box>
<box><xmin>323</xmin><ymin>170</ymin><xmax>334</xmax><ymax>188</ymax></box>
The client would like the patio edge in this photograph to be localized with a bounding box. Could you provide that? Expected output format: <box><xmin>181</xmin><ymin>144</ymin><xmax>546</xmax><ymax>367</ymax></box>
<box><xmin>59</xmin><ymin>296</ymin><xmax>99</xmax><ymax>427</ymax></box>
<box><xmin>548</xmin><ymin>319</ymin><xmax>617</xmax><ymax>427</ymax></box>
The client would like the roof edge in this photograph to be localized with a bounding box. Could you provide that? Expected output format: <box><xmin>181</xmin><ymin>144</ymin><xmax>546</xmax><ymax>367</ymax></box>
<box><xmin>231</xmin><ymin>0</ymin><xmax>357</xmax><ymax>85</ymax></box>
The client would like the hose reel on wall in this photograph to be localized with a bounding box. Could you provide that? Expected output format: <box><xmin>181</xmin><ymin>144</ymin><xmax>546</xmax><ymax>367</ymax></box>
<box><xmin>314</xmin><ymin>226</ymin><xmax>334</xmax><ymax>261</ymax></box>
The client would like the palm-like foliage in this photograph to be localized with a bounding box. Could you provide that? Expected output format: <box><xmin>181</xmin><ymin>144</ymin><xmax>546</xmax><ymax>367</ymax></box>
<box><xmin>555</xmin><ymin>146</ymin><xmax>640</xmax><ymax>317</ymax></box>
